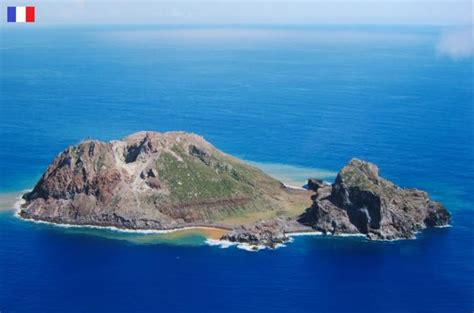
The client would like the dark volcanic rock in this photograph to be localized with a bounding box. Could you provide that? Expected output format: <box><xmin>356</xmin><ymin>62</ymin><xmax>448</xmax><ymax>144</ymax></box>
<box><xmin>220</xmin><ymin>217</ymin><xmax>291</xmax><ymax>248</ymax></box>
<box><xmin>306</xmin><ymin>178</ymin><xmax>326</xmax><ymax>192</ymax></box>
<box><xmin>299</xmin><ymin>158</ymin><xmax>451</xmax><ymax>240</ymax></box>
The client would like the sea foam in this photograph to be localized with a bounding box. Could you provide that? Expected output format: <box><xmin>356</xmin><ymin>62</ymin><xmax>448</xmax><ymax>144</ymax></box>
<box><xmin>205</xmin><ymin>238</ymin><xmax>285</xmax><ymax>251</ymax></box>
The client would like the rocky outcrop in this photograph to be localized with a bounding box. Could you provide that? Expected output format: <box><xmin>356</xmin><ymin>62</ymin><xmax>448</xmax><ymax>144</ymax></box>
<box><xmin>20</xmin><ymin>131</ymin><xmax>312</xmax><ymax>232</ymax></box>
<box><xmin>219</xmin><ymin>217</ymin><xmax>314</xmax><ymax>248</ymax></box>
<box><xmin>299</xmin><ymin>158</ymin><xmax>451</xmax><ymax>240</ymax></box>
<box><xmin>221</xmin><ymin>218</ymin><xmax>290</xmax><ymax>248</ymax></box>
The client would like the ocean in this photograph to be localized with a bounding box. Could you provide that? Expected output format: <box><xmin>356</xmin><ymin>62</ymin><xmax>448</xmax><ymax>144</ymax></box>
<box><xmin>0</xmin><ymin>25</ymin><xmax>472</xmax><ymax>313</ymax></box>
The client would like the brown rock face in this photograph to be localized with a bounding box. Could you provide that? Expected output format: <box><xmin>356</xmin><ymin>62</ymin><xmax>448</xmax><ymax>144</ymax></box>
<box><xmin>221</xmin><ymin>217</ymin><xmax>290</xmax><ymax>248</ymax></box>
<box><xmin>20</xmin><ymin>131</ymin><xmax>311</xmax><ymax>231</ymax></box>
<box><xmin>299</xmin><ymin>159</ymin><xmax>451</xmax><ymax>240</ymax></box>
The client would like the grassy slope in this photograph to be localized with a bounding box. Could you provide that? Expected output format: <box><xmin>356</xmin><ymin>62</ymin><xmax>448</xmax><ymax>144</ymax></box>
<box><xmin>156</xmin><ymin>145</ymin><xmax>311</xmax><ymax>225</ymax></box>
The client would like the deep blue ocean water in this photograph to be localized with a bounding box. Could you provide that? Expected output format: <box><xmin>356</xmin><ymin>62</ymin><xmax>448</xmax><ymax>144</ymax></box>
<box><xmin>0</xmin><ymin>25</ymin><xmax>472</xmax><ymax>313</ymax></box>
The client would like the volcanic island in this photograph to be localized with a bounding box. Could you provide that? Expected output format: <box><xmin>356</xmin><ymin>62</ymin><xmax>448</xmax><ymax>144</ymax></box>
<box><xmin>19</xmin><ymin>131</ymin><xmax>450</xmax><ymax>248</ymax></box>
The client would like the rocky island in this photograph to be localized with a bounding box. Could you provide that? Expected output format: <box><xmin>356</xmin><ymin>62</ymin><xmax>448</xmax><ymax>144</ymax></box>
<box><xmin>19</xmin><ymin>131</ymin><xmax>450</xmax><ymax>248</ymax></box>
<box><xmin>20</xmin><ymin>131</ymin><xmax>312</xmax><ymax>233</ymax></box>
<box><xmin>298</xmin><ymin>159</ymin><xmax>451</xmax><ymax>240</ymax></box>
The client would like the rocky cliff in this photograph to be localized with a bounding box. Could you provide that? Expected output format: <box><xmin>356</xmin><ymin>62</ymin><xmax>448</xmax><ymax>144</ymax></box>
<box><xmin>20</xmin><ymin>131</ymin><xmax>311</xmax><ymax>230</ymax></box>
<box><xmin>299</xmin><ymin>159</ymin><xmax>450</xmax><ymax>240</ymax></box>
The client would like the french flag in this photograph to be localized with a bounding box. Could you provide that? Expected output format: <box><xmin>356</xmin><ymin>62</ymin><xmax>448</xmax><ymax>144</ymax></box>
<box><xmin>7</xmin><ymin>6</ymin><xmax>35</xmax><ymax>23</ymax></box>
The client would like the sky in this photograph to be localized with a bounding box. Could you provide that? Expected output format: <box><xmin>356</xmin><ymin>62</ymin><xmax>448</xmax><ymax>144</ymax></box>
<box><xmin>0</xmin><ymin>0</ymin><xmax>472</xmax><ymax>25</ymax></box>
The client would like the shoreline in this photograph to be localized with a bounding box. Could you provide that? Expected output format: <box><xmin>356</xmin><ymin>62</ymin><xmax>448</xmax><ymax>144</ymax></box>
<box><xmin>10</xmin><ymin>193</ymin><xmax>233</xmax><ymax>239</ymax></box>
<box><xmin>14</xmin><ymin>205</ymin><xmax>332</xmax><ymax>247</ymax></box>
<box><xmin>2</xmin><ymin>186</ymin><xmax>328</xmax><ymax>247</ymax></box>
<box><xmin>10</xmin><ymin>203</ymin><xmax>453</xmax><ymax>249</ymax></box>
<box><xmin>17</xmin><ymin>212</ymin><xmax>234</xmax><ymax>236</ymax></box>
<box><xmin>16</xmin><ymin>212</ymin><xmax>332</xmax><ymax>238</ymax></box>
<box><xmin>0</xmin><ymin>161</ymin><xmax>452</xmax><ymax>250</ymax></box>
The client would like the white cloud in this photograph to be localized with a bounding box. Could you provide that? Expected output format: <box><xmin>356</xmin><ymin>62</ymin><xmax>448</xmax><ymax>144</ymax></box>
<box><xmin>436</xmin><ymin>28</ymin><xmax>474</xmax><ymax>60</ymax></box>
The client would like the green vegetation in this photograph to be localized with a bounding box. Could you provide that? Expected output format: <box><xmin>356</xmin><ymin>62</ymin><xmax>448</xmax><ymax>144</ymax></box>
<box><xmin>156</xmin><ymin>147</ymin><xmax>255</xmax><ymax>204</ymax></box>
<box><xmin>153</xmin><ymin>145</ymin><xmax>311</xmax><ymax>224</ymax></box>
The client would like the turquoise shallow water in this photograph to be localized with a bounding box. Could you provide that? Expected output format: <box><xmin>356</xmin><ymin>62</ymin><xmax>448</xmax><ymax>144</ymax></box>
<box><xmin>0</xmin><ymin>25</ymin><xmax>473</xmax><ymax>312</ymax></box>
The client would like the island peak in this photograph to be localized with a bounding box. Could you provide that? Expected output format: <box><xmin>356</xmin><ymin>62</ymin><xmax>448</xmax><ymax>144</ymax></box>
<box><xmin>20</xmin><ymin>131</ymin><xmax>311</xmax><ymax>234</ymax></box>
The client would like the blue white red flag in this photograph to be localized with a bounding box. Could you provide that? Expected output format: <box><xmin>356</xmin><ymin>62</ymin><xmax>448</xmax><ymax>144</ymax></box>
<box><xmin>7</xmin><ymin>6</ymin><xmax>35</xmax><ymax>23</ymax></box>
